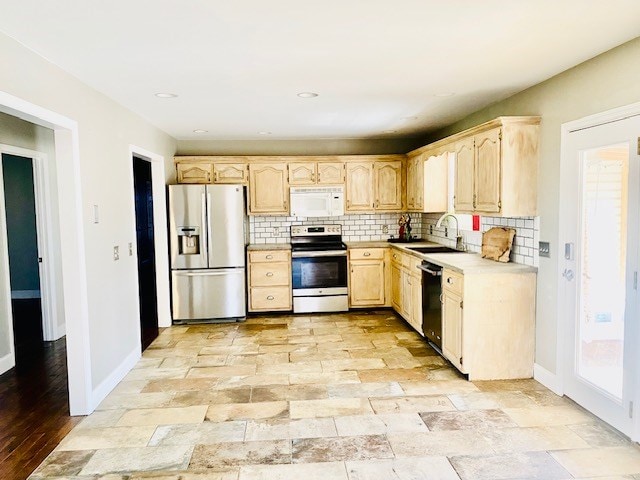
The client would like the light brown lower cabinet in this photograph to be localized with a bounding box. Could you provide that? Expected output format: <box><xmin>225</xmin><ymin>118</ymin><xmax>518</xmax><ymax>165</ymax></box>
<box><xmin>348</xmin><ymin>248</ymin><xmax>389</xmax><ymax>307</ymax></box>
<box><xmin>390</xmin><ymin>249</ymin><xmax>423</xmax><ymax>335</ymax></box>
<box><xmin>247</xmin><ymin>250</ymin><xmax>292</xmax><ymax>312</ymax></box>
<box><xmin>440</xmin><ymin>267</ymin><xmax>536</xmax><ymax>380</ymax></box>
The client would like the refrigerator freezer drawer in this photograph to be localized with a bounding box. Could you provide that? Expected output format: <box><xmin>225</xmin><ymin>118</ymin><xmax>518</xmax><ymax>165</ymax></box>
<box><xmin>172</xmin><ymin>268</ymin><xmax>246</xmax><ymax>321</ymax></box>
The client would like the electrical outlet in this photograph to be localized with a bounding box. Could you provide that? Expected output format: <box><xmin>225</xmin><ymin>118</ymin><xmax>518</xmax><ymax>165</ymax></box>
<box><xmin>128</xmin><ymin>242</ymin><xmax>133</xmax><ymax>256</ymax></box>
<box><xmin>539</xmin><ymin>241</ymin><xmax>550</xmax><ymax>258</ymax></box>
<box><xmin>444</xmin><ymin>227</ymin><xmax>448</xmax><ymax>237</ymax></box>
<box><xmin>429</xmin><ymin>225</ymin><xmax>433</xmax><ymax>235</ymax></box>
<box><xmin>113</xmin><ymin>246</ymin><xmax>120</xmax><ymax>261</ymax></box>
<box><xmin>382</xmin><ymin>225</ymin><xmax>389</xmax><ymax>234</ymax></box>
<box><xmin>273</xmin><ymin>226</ymin><xmax>280</xmax><ymax>237</ymax></box>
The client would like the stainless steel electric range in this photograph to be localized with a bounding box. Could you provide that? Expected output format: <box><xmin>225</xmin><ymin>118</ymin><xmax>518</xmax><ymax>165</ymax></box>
<box><xmin>290</xmin><ymin>224</ymin><xmax>348</xmax><ymax>313</ymax></box>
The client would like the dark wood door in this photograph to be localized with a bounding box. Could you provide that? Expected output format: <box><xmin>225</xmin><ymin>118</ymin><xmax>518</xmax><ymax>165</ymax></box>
<box><xmin>133</xmin><ymin>157</ymin><xmax>158</xmax><ymax>351</ymax></box>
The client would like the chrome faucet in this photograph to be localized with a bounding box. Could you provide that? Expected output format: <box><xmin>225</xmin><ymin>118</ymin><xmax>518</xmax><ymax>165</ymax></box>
<box><xmin>435</xmin><ymin>213</ymin><xmax>464</xmax><ymax>251</ymax></box>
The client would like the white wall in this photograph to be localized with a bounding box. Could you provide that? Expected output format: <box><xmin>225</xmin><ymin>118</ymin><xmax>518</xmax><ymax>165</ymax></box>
<box><xmin>425</xmin><ymin>36</ymin><xmax>640</xmax><ymax>375</ymax></box>
<box><xmin>0</xmin><ymin>32</ymin><xmax>176</xmax><ymax>398</ymax></box>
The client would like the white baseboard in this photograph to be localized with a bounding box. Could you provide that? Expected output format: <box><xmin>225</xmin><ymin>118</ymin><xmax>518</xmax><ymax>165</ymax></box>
<box><xmin>0</xmin><ymin>352</ymin><xmax>15</xmax><ymax>375</ymax></box>
<box><xmin>53</xmin><ymin>322</ymin><xmax>66</xmax><ymax>341</ymax></box>
<box><xmin>534</xmin><ymin>363</ymin><xmax>563</xmax><ymax>395</ymax></box>
<box><xmin>90</xmin><ymin>347</ymin><xmax>141</xmax><ymax>411</ymax></box>
<box><xmin>11</xmin><ymin>290</ymin><xmax>41</xmax><ymax>299</ymax></box>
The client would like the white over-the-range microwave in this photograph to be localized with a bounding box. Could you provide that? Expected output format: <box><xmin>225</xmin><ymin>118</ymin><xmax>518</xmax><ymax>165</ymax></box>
<box><xmin>290</xmin><ymin>186</ymin><xmax>345</xmax><ymax>217</ymax></box>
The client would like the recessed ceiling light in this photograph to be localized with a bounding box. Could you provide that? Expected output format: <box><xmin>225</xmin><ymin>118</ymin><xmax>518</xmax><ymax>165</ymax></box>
<box><xmin>434</xmin><ymin>92</ymin><xmax>455</xmax><ymax>97</ymax></box>
<box><xmin>297</xmin><ymin>92</ymin><xmax>318</xmax><ymax>98</ymax></box>
<box><xmin>258</xmin><ymin>131</ymin><xmax>272</xmax><ymax>135</ymax></box>
<box><xmin>193</xmin><ymin>129</ymin><xmax>208</xmax><ymax>134</ymax></box>
<box><xmin>383</xmin><ymin>130</ymin><xmax>397</xmax><ymax>134</ymax></box>
<box><xmin>154</xmin><ymin>92</ymin><xmax>178</xmax><ymax>98</ymax></box>
<box><xmin>402</xmin><ymin>116</ymin><xmax>418</xmax><ymax>121</ymax></box>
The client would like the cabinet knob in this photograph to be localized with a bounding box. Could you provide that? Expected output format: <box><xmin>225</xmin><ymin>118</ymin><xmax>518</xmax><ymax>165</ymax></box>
<box><xmin>447</xmin><ymin>277</ymin><xmax>453</xmax><ymax>284</ymax></box>
<box><xmin>267</xmin><ymin>295</ymin><xmax>275</xmax><ymax>300</ymax></box>
<box><xmin>266</xmin><ymin>272</ymin><xmax>274</xmax><ymax>277</ymax></box>
<box><xmin>266</xmin><ymin>254</ymin><xmax>274</xmax><ymax>259</ymax></box>
<box><xmin>363</xmin><ymin>252</ymin><xmax>371</xmax><ymax>257</ymax></box>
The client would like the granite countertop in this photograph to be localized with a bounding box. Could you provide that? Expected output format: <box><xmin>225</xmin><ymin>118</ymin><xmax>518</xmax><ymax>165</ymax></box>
<box><xmin>246</xmin><ymin>243</ymin><xmax>291</xmax><ymax>251</ymax></box>
<box><xmin>347</xmin><ymin>240</ymin><xmax>537</xmax><ymax>274</ymax></box>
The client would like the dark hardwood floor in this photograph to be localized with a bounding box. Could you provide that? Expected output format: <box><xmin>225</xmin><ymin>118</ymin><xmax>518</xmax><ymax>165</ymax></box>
<box><xmin>0</xmin><ymin>300</ymin><xmax>82</xmax><ymax>480</ymax></box>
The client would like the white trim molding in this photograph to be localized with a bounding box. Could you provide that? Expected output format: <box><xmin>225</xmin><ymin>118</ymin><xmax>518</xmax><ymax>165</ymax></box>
<box><xmin>534</xmin><ymin>363</ymin><xmax>563</xmax><ymax>396</ymax></box>
<box><xmin>0</xmin><ymin>352</ymin><xmax>15</xmax><ymax>375</ymax></box>
<box><xmin>90</xmin><ymin>347</ymin><xmax>141</xmax><ymax>411</ymax></box>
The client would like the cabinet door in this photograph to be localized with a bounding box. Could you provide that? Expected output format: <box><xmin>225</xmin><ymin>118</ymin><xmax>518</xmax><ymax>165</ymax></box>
<box><xmin>349</xmin><ymin>260</ymin><xmax>386</xmax><ymax>307</ymax></box>
<box><xmin>288</xmin><ymin>162</ymin><xmax>316</xmax><ymax>185</ymax></box>
<box><xmin>406</xmin><ymin>157</ymin><xmax>416</xmax><ymax>210</ymax></box>
<box><xmin>391</xmin><ymin>262</ymin><xmax>403</xmax><ymax>311</ymax></box>
<box><xmin>374</xmin><ymin>161</ymin><xmax>403</xmax><ymax>210</ymax></box>
<box><xmin>345</xmin><ymin>162</ymin><xmax>374</xmax><ymax>211</ymax></box>
<box><xmin>249</xmin><ymin>163</ymin><xmax>289</xmax><ymax>214</ymax></box>
<box><xmin>410</xmin><ymin>272</ymin><xmax>423</xmax><ymax>335</ymax></box>
<box><xmin>474</xmin><ymin>128</ymin><xmax>502</xmax><ymax>213</ymax></box>
<box><xmin>424</xmin><ymin>153</ymin><xmax>448</xmax><ymax>213</ymax></box>
<box><xmin>454</xmin><ymin>138</ymin><xmax>475</xmax><ymax>212</ymax></box>
<box><xmin>402</xmin><ymin>270</ymin><xmax>413</xmax><ymax>320</ymax></box>
<box><xmin>213</xmin><ymin>163</ymin><xmax>248</xmax><ymax>184</ymax></box>
<box><xmin>177</xmin><ymin>163</ymin><xmax>213</xmax><ymax>184</ymax></box>
<box><xmin>317</xmin><ymin>162</ymin><xmax>345</xmax><ymax>185</ymax></box>
<box><xmin>442</xmin><ymin>290</ymin><xmax>464</xmax><ymax>371</ymax></box>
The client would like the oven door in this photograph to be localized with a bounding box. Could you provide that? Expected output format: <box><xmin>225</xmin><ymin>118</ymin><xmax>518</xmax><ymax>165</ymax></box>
<box><xmin>291</xmin><ymin>251</ymin><xmax>348</xmax><ymax>295</ymax></box>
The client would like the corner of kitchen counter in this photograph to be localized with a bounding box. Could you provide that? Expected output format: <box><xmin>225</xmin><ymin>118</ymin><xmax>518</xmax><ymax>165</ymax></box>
<box><xmin>247</xmin><ymin>243</ymin><xmax>292</xmax><ymax>251</ymax></box>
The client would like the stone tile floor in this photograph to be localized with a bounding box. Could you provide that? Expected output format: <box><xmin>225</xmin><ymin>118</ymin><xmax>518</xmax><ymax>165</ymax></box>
<box><xmin>29</xmin><ymin>311</ymin><xmax>640</xmax><ymax>479</ymax></box>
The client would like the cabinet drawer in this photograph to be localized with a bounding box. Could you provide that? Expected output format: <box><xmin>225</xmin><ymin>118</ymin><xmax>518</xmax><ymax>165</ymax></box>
<box><xmin>248</xmin><ymin>250</ymin><xmax>290</xmax><ymax>263</ymax></box>
<box><xmin>250</xmin><ymin>262</ymin><xmax>290</xmax><ymax>287</ymax></box>
<box><xmin>390</xmin><ymin>250</ymin><xmax>403</xmax><ymax>265</ymax></box>
<box><xmin>442</xmin><ymin>269</ymin><xmax>463</xmax><ymax>296</ymax></box>
<box><xmin>250</xmin><ymin>286</ymin><xmax>291</xmax><ymax>311</ymax></box>
<box><xmin>407</xmin><ymin>255</ymin><xmax>422</xmax><ymax>273</ymax></box>
<box><xmin>350</xmin><ymin>248</ymin><xmax>385</xmax><ymax>261</ymax></box>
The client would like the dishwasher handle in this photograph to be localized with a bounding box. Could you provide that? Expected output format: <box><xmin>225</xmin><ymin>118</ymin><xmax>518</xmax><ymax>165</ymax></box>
<box><xmin>417</xmin><ymin>264</ymin><xmax>442</xmax><ymax>276</ymax></box>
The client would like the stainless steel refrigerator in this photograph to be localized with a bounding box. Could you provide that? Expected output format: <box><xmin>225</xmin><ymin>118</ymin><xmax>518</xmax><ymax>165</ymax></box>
<box><xmin>169</xmin><ymin>184</ymin><xmax>246</xmax><ymax>322</ymax></box>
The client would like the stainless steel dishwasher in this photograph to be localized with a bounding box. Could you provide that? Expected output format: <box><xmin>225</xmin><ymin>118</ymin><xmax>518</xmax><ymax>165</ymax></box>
<box><xmin>418</xmin><ymin>261</ymin><xmax>443</xmax><ymax>351</ymax></box>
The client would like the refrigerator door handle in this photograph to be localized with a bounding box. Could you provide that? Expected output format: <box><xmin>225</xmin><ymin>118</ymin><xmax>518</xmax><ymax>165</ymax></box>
<box><xmin>201</xmin><ymin>192</ymin><xmax>208</xmax><ymax>266</ymax></box>
<box><xmin>206</xmin><ymin>191</ymin><xmax>213</xmax><ymax>268</ymax></box>
<box><xmin>174</xmin><ymin>270</ymin><xmax>233</xmax><ymax>277</ymax></box>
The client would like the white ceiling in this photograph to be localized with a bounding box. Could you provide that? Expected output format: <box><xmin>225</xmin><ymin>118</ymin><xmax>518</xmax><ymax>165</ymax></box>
<box><xmin>1</xmin><ymin>1</ymin><xmax>639</xmax><ymax>141</ymax></box>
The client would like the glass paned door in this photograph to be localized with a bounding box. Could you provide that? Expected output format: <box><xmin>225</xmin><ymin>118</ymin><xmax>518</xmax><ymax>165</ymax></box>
<box><xmin>562</xmin><ymin>115</ymin><xmax>640</xmax><ymax>437</ymax></box>
<box><xmin>578</xmin><ymin>144</ymin><xmax>628</xmax><ymax>400</ymax></box>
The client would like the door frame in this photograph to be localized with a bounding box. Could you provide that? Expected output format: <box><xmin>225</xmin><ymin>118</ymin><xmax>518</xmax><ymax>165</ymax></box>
<box><xmin>0</xmin><ymin>90</ymin><xmax>92</xmax><ymax>415</ymax></box>
<box><xmin>128</xmin><ymin>146</ymin><xmax>171</xmax><ymax>329</ymax></box>
<box><xmin>0</xmin><ymin>145</ymin><xmax>61</xmax><ymax>342</ymax></box>
<box><xmin>559</xmin><ymin>100</ymin><xmax>640</xmax><ymax>441</ymax></box>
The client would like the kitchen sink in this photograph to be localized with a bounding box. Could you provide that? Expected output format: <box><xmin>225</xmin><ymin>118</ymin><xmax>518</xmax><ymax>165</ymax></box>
<box><xmin>407</xmin><ymin>246</ymin><xmax>464</xmax><ymax>254</ymax></box>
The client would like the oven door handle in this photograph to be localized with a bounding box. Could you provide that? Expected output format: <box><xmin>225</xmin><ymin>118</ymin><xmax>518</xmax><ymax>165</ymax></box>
<box><xmin>292</xmin><ymin>250</ymin><xmax>348</xmax><ymax>258</ymax></box>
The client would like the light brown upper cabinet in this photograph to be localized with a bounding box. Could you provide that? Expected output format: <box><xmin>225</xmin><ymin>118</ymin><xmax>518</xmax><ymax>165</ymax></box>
<box><xmin>176</xmin><ymin>163</ymin><xmax>213</xmax><ymax>184</ymax></box>
<box><xmin>248</xmin><ymin>163</ymin><xmax>289</xmax><ymax>215</ymax></box>
<box><xmin>374</xmin><ymin>161</ymin><xmax>403</xmax><ymax>211</ymax></box>
<box><xmin>345</xmin><ymin>162</ymin><xmax>374</xmax><ymax>211</ymax></box>
<box><xmin>213</xmin><ymin>162</ymin><xmax>248</xmax><ymax>184</ymax></box>
<box><xmin>452</xmin><ymin>117</ymin><xmax>539</xmax><ymax>216</ymax></box>
<box><xmin>288</xmin><ymin>161</ymin><xmax>345</xmax><ymax>186</ymax></box>
<box><xmin>407</xmin><ymin>150</ymin><xmax>448</xmax><ymax>213</ymax></box>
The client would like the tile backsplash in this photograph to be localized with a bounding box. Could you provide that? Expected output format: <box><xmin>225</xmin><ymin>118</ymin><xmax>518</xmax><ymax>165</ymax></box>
<box><xmin>422</xmin><ymin>214</ymin><xmax>540</xmax><ymax>266</ymax></box>
<box><xmin>249</xmin><ymin>212</ymin><xmax>538</xmax><ymax>267</ymax></box>
<box><xmin>249</xmin><ymin>213</ymin><xmax>423</xmax><ymax>244</ymax></box>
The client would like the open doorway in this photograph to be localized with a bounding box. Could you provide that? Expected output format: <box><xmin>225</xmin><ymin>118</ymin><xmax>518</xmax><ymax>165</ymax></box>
<box><xmin>133</xmin><ymin>155</ymin><xmax>159</xmax><ymax>351</ymax></box>
<box><xmin>1</xmin><ymin>153</ymin><xmax>44</xmax><ymax>362</ymax></box>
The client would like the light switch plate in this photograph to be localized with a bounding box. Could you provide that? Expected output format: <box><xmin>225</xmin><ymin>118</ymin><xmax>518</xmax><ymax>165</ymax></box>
<box><xmin>539</xmin><ymin>241</ymin><xmax>550</xmax><ymax>258</ymax></box>
<box><xmin>113</xmin><ymin>246</ymin><xmax>119</xmax><ymax>261</ymax></box>
<box><xmin>128</xmin><ymin>242</ymin><xmax>133</xmax><ymax>256</ymax></box>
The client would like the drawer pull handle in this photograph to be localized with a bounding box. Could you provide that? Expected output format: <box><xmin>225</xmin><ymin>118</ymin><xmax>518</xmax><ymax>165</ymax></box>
<box><xmin>267</xmin><ymin>295</ymin><xmax>275</xmax><ymax>300</ymax></box>
<box><xmin>447</xmin><ymin>277</ymin><xmax>453</xmax><ymax>284</ymax></box>
<box><xmin>363</xmin><ymin>252</ymin><xmax>371</xmax><ymax>257</ymax></box>
<box><xmin>266</xmin><ymin>272</ymin><xmax>274</xmax><ymax>277</ymax></box>
<box><xmin>266</xmin><ymin>254</ymin><xmax>274</xmax><ymax>259</ymax></box>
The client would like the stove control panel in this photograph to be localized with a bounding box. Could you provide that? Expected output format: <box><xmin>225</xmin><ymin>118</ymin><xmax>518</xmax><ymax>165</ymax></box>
<box><xmin>291</xmin><ymin>224</ymin><xmax>342</xmax><ymax>236</ymax></box>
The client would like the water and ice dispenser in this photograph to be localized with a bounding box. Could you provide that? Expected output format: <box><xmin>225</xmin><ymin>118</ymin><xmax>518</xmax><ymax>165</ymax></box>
<box><xmin>177</xmin><ymin>226</ymin><xmax>201</xmax><ymax>255</ymax></box>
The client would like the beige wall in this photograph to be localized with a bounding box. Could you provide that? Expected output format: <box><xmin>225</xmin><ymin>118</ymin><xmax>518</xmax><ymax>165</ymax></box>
<box><xmin>176</xmin><ymin>138</ymin><xmax>423</xmax><ymax>156</ymax></box>
<box><xmin>424</xmin><ymin>36</ymin><xmax>640</xmax><ymax>373</ymax></box>
<box><xmin>0</xmin><ymin>32</ymin><xmax>177</xmax><ymax>390</ymax></box>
